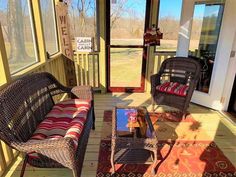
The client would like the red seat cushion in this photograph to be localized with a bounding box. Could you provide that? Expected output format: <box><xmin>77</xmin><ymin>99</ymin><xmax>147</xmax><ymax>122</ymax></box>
<box><xmin>156</xmin><ymin>82</ymin><xmax>189</xmax><ymax>97</ymax></box>
<box><xmin>28</xmin><ymin>99</ymin><xmax>91</xmax><ymax>159</ymax></box>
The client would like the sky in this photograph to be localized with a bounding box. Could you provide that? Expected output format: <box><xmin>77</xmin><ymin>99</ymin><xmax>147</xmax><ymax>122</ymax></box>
<box><xmin>114</xmin><ymin>0</ymin><xmax>206</xmax><ymax>20</ymax></box>
<box><xmin>109</xmin><ymin>0</ymin><xmax>183</xmax><ymax>20</ymax></box>
<box><xmin>110</xmin><ymin>0</ymin><xmax>184</xmax><ymax>20</ymax></box>
<box><xmin>69</xmin><ymin>0</ymin><xmax>96</xmax><ymax>17</ymax></box>
<box><xmin>159</xmin><ymin>0</ymin><xmax>183</xmax><ymax>19</ymax></box>
<box><xmin>0</xmin><ymin>0</ymin><xmax>215</xmax><ymax>20</ymax></box>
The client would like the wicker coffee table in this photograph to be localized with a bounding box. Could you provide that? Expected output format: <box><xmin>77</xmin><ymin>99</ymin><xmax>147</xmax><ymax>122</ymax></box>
<box><xmin>110</xmin><ymin>106</ymin><xmax>158</xmax><ymax>175</ymax></box>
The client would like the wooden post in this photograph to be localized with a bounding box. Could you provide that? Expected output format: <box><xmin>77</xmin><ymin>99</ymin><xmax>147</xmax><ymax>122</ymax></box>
<box><xmin>146</xmin><ymin>0</ymin><xmax>159</xmax><ymax>93</ymax></box>
<box><xmin>0</xmin><ymin>22</ymin><xmax>11</xmax><ymax>85</ymax></box>
<box><xmin>0</xmin><ymin>143</ymin><xmax>7</xmax><ymax>176</ymax></box>
<box><xmin>98</xmin><ymin>1</ymin><xmax>107</xmax><ymax>93</ymax></box>
<box><xmin>30</xmin><ymin>0</ymin><xmax>47</xmax><ymax>63</ymax></box>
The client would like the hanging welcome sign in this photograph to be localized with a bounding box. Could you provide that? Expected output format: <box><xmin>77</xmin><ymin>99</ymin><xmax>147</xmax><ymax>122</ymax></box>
<box><xmin>55</xmin><ymin>1</ymin><xmax>76</xmax><ymax>87</ymax></box>
<box><xmin>76</xmin><ymin>37</ymin><xmax>93</xmax><ymax>52</ymax></box>
<box><xmin>55</xmin><ymin>2</ymin><xmax>73</xmax><ymax>60</ymax></box>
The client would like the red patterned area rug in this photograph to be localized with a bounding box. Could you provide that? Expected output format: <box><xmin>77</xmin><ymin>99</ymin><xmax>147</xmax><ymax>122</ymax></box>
<box><xmin>96</xmin><ymin>111</ymin><xmax>236</xmax><ymax>177</ymax></box>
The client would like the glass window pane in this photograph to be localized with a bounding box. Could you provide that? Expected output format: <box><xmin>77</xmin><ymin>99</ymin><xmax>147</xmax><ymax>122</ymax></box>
<box><xmin>40</xmin><ymin>0</ymin><xmax>59</xmax><ymax>55</ymax></box>
<box><xmin>110</xmin><ymin>0</ymin><xmax>146</xmax><ymax>45</ymax></box>
<box><xmin>189</xmin><ymin>2</ymin><xmax>224</xmax><ymax>93</ymax></box>
<box><xmin>110</xmin><ymin>48</ymin><xmax>143</xmax><ymax>87</ymax></box>
<box><xmin>0</xmin><ymin>0</ymin><xmax>38</xmax><ymax>74</ymax></box>
<box><xmin>68</xmin><ymin>0</ymin><xmax>98</xmax><ymax>51</ymax></box>
<box><xmin>156</xmin><ymin>0</ymin><xmax>182</xmax><ymax>52</ymax></box>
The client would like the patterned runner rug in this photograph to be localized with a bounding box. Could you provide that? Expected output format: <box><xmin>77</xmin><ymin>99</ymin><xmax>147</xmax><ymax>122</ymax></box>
<box><xmin>96</xmin><ymin>110</ymin><xmax>236</xmax><ymax>177</ymax></box>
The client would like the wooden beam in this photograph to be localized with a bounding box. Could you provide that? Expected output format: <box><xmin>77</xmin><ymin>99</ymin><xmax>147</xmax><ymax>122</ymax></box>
<box><xmin>0</xmin><ymin>22</ymin><xmax>11</xmax><ymax>85</ymax></box>
<box><xmin>54</xmin><ymin>0</ymin><xmax>62</xmax><ymax>53</ymax></box>
<box><xmin>145</xmin><ymin>0</ymin><xmax>159</xmax><ymax>92</ymax></box>
<box><xmin>1</xmin><ymin>142</ymin><xmax>14</xmax><ymax>166</ymax></box>
<box><xmin>98</xmin><ymin>0</ymin><xmax>107</xmax><ymax>93</ymax></box>
<box><xmin>0</xmin><ymin>141</ymin><xmax>7</xmax><ymax>176</ymax></box>
<box><xmin>30</xmin><ymin>0</ymin><xmax>47</xmax><ymax>63</ymax></box>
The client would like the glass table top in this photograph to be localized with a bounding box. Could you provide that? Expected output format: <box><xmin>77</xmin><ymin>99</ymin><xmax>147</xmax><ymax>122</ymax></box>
<box><xmin>116</xmin><ymin>107</ymin><xmax>153</xmax><ymax>138</ymax></box>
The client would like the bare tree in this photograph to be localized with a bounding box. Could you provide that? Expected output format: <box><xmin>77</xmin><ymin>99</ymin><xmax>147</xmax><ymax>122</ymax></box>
<box><xmin>69</xmin><ymin>2</ymin><xmax>77</xmax><ymax>38</ymax></box>
<box><xmin>76</xmin><ymin>0</ymin><xmax>93</xmax><ymax>36</ymax></box>
<box><xmin>41</xmin><ymin>1</ymin><xmax>56</xmax><ymax>41</ymax></box>
<box><xmin>68</xmin><ymin>0</ymin><xmax>96</xmax><ymax>37</ymax></box>
<box><xmin>7</xmin><ymin>0</ymin><xmax>31</xmax><ymax>61</ymax></box>
<box><xmin>110</xmin><ymin>0</ymin><xmax>128</xmax><ymax>28</ymax></box>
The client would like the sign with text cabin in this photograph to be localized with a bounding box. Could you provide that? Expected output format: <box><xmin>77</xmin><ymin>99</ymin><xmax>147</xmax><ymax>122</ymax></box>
<box><xmin>55</xmin><ymin>2</ymin><xmax>73</xmax><ymax>60</ymax></box>
<box><xmin>76</xmin><ymin>37</ymin><xmax>93</xmax><ymax>52</ymax></box>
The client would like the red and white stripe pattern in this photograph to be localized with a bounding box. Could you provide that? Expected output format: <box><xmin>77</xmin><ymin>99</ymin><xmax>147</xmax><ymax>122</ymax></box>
<box><xmin>156</xmin><ymin>82</ymin><xmax>189</xmax><ymax>97</ymax></box>
<box><xmin>28</xmin><ymin>99</ymin><xmax>91</xmax><ymax>159</ymax></box>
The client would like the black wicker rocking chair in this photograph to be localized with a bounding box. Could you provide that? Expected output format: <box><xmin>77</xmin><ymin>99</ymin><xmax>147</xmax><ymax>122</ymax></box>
<box><xmin>150</xmin><ymin>57</ymin><xmax>201</xmax><ymax>117</ymax></box>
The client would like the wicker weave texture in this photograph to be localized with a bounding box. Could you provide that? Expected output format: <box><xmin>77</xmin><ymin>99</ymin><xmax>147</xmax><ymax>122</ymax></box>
<box><xmin>110</xmin><ymin>106</ymin><xmax>158</xmax><ymax>175</ymax></box>
<box><xmin>151</xmin><ymin>57</ymin><xmax>201</xmax><ymax>114</ymax></box>
<box><xmin>0</xmin><ymin>72</ymin><xmax>95</xmax><ymax>177</ymax></box>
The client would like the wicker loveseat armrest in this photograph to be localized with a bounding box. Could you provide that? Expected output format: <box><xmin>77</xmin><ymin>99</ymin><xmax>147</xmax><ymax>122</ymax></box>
<box><xmin>71</xmin><ymin>85</ymin><xmax>93</xmax><ymax>100</ymax></box>
<box><xmin>16</xmin><ymin>138</ymin><xmax>77</xmax><ymax>169</ymax></box>
<box><xmin>16</xmin><ymin>138</ymin><xmax>75</xmax><ymax>153</ymax></box>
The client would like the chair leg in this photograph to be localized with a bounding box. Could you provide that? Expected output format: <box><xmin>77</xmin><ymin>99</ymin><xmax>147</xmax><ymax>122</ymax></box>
<box><xmin>151</xmin><ymin>150</ymin><xmax>158</xmax><ymax>176</ymax></box>
<box><xmin>92</xmin><ymin>107</ymin><xmax>95</xmax><ymax>130</ymax></box>
<box><xmin>20</xmin><ymin>154</ymin><xmax>28</xmax><ymax>177</ymax></box>
<box><xmin>151</xmin><ymin>98</ymin><xmax>155</xmax><ymax>112</ymax></box>
<box><xmin>110</xmin><ymin>146</ymin><xmax>115</xmax><ymax>175</ymax></box>
<box><xmin>182</xmin><ymin>112</ymin><xmax>186</xmax><ymax>119</ymax></box>
<box><xmin>72</xmin><ymin>167</ymin><xmax>80</xmax><ymax>177</ymax></box>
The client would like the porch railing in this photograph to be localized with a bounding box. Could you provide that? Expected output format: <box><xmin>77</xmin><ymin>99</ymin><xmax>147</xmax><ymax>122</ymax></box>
<box><xmin>73</xmin><ymin>50</ymin><xmax>175</xmax><ymax>90</ymax></box>
<box><xmin>74</xmin><ymin>51</ymin><xmax>100</xmax><ymax>88</ymax></box>
<box><xmin>153</xmin><ymin>51</ymin><xmax>176</xmax><ymax>73</ymax></box>
<box><xmin>0</xmin><ymin>142</ymin><xmax>19</xmax><ymax>177</ymax></box>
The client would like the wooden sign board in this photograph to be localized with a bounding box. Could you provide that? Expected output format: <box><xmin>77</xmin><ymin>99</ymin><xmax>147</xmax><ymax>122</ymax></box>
<box><xmin>55</xmin><ymin>2</ymin><xmax>73</xmax><ymax>60</ymax></box>
<box><xmin>76</xmin><ymin>37</ymin><xmax>93</xmax><ymax>52</ymax></box>
<box><xmin>55</xmin><ymin>2</ymin><xmax>76</xmax><ymax>87</ymax></box>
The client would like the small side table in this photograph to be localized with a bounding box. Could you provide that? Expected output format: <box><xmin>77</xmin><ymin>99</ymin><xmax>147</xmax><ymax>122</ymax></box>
<box><xmin>110</xmin><ymin>106</ymin><xmax>158</xmax><ymax>175</ymax></box>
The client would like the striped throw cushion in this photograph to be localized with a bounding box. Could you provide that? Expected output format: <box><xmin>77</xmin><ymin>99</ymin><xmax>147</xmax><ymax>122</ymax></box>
<box><xmin>28</xmin><ymin>99</ymin><xmax>91</xmax><ymax>159</ymax></box>
<box><xmin>156</xmin><ymin>82</ymin><xmax>189</xmax><ymax>97</ymax></box>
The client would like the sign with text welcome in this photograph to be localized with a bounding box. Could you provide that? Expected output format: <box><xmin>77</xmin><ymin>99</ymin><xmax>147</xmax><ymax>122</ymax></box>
<box><xmin>76</xmin><ymin>37</ymin><xmax>93</xmax><ymax>52</ymax></box>
<box><xmin>55</xmin><ymin>2</ymin><xmax>76</xmax><ymax>87</ymax></box>
<box><xmin>55</xmin><ymin>2</ymin><xmax>73</xmax><ymax>60</ymax></box>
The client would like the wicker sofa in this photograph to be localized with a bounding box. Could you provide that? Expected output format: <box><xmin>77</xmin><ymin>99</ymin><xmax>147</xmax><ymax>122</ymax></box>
<box><xmin>0</xmin><ymin>72</ymin><xmax>95</xmax><ymax>177</ymax></box>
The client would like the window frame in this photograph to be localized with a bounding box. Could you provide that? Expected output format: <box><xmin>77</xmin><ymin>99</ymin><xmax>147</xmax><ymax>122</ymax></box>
<box><xmin>95</xmin><ymin>0</ymin><xmax>100</xmax><ymax>52</ymax></box>
<box><xmin>8</xmin><ymin>0</ymin><xmax>39</xmax><ymax>75</ymax></box>
<box><xmin>40</xmin><ymin>0</ymin><xmax>60</xmax><ymax>57</ymax></box>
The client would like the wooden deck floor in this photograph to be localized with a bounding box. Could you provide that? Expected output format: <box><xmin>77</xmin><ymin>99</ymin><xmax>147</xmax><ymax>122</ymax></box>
<box><xmin>5</xmin><ymin>93</ymin><xmax>236</xmax><ymax>177</ymax></box>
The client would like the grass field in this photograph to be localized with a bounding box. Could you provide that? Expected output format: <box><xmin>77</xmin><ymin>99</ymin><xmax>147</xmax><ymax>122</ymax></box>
<box><xmin>109</xmin><ymin>39</ymin><xmax>199</xmax><ymax>87</ymax></box>
<box><xmin>110</xmin><ymin>48</ymin><xmax>143</xmax><ymax>87</ymax></box>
